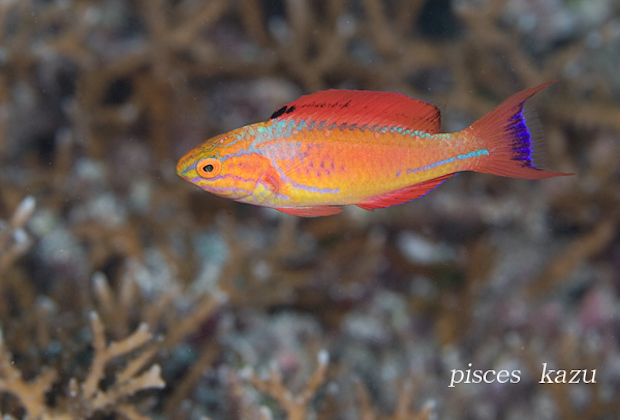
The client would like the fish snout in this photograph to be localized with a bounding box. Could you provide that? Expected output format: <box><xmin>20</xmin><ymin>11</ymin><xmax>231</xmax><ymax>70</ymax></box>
<box><xmin>176</xmin><ymin>152</ymin><xmax>196</xmax><ymax>178</ymax></box>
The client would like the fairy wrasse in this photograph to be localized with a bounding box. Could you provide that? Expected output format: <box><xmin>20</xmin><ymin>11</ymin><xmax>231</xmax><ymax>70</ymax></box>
<box><xmin>176</xmin><ymin>82</ymin><xmax>572</xmax><ymax>217</ymax></box>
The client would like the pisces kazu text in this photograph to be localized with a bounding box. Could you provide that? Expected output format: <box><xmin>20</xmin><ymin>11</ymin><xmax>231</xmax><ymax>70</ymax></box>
<box><xmin>176</xmin><ymin>82</ymin><xmax>572</xmax><ymax>217</ymax></box>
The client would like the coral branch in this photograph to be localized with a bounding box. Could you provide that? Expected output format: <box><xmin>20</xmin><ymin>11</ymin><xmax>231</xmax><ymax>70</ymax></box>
<box><xmin>528</xmin><ymin>219</ymin><xmax>617</xmax><ymax>299</ymax></box>
<box><xmin>0</xmin><ymin>329</ymin><xmax>57</xmax><ymax>420</ymax></box>
<box><xmin>248</xmin><ymin>350</ymin><xmax>329</xmax><ymax>420</ymax></box>
<box><xmin>355</xmin><ymin>377</ymin><xmax>435</xmax><ymax>420</ymax></box>
<box><xmin>0</xmin><ymin>196</ymin><xmax>35</xmax><ymax>276</ymax></box>
<box><xmin>80</xmin><ymin>312</ymin><xmax>163</xmax><ymax>414</ymax></box>
<box><xmin>0</xmin><ymin>312</ymin><xmax>163</xmax><ymax>420</ymax></box>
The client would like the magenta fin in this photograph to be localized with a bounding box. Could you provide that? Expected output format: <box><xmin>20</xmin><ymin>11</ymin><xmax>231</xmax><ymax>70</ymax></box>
<box><xmin>276</xmin><ymin>206</ymin><xmax>343</xmax><ymax>217</ymax></box>
<box><xmin>356</xmin><ymin>174</ymin><xmax>454</xmax><ymax>210</ymax></box>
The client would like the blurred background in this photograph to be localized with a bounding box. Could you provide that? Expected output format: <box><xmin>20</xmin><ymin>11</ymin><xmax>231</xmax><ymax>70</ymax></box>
<box><xmin>0</xmin><ymin>0</ymin><xmax>619</xmax><ymax>419</ymax></box>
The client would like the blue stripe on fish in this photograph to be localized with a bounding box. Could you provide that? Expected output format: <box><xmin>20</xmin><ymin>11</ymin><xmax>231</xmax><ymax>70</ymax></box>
<box><xmin>406</xmin><ymin>149</ymin><xmax>488</xmax><ymax>175</ymax></box>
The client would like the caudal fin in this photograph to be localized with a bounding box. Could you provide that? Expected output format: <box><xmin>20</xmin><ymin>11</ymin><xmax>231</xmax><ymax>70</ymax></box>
<box><xmin>468</xmin><ymin>81</ymin><xmax>572</xmax><ymax>179</ymax></box>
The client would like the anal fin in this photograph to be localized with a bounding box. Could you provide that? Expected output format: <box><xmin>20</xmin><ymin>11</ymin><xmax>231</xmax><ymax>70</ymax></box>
<box><xmin>357</xmin><ymin>174</ymin><xmax>454</xmax><ymax>210</ymax></box>
<box><xmin>276</xmin><ymin>206</ymin><xmax>343</xmax><ymax>217</ymax></box>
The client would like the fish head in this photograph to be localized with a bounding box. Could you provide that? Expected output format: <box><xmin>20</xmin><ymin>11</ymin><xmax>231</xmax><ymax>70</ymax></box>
<box><xmin>176</xmin><ymin>127</ymin><xmax>280</xmax><ymax>204</ymax></box>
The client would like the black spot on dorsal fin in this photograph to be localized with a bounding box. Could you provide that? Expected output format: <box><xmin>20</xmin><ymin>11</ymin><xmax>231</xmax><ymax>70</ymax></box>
<box><xmin>269</xmin><ymin>105</ymin><xmax>297</xmax><ymax>120</ymax></box>
<box><xmin>270</xmin><ymin>106</ymin><xmax>287</xmax><ymax>119</ymax></box>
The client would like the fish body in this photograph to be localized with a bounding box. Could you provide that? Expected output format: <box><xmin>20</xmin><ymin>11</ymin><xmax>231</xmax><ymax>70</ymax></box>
<box><xmin>177</xmin><ymin>82</ymin><xmax>571</xmax><ymax>216</ymax></box>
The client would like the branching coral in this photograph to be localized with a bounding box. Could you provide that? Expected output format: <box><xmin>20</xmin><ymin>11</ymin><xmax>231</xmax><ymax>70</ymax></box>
<box><xmin>0</xmin><ymin>328</ymin><xmax>57</xmax><ymax>420</ymax></box>
<box><xmin>244</xmin><ymin>350</ymin><xmax>329</xmax><ymax>420</ymax></box>
<box><xmin>0</xmin><ymin>312</ymin><xmax>164</xmax><ymax>420</ymax></box>
<box><xmin>211</xmin><ymin>213</ymin><xmax>385</xmax><ymax>321</ymax></box>
<box><xmin>355</xmin><ymin>378</ymin><xmax>435</xmax><ymax>420</ymax></box>
<box><xmin>518</xmin><ymin>329</ymin><xmax>620</xmax><ymax>420</ymax></box>
<box><xmin>74</xmin><ymin>313</ymin><xmax>164</xmax><ymax>418</ymax></box>
<box><xmin>239</xmin><ymin>350</ymin><xmax>436</xmax><ymax>420</ymax></box>
<box><xmin>0</xmin><ymin>0</ymin><xmax>619</xmax><ymax>419</ymax></box>
<box><xmin>0</xmin><ymin>196</ymin><xmax>35</xmax><ymax>279</ymax></box>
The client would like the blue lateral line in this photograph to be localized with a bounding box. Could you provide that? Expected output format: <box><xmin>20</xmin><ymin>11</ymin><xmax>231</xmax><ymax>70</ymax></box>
<box><xmin>406</xmin><ymin>149</ymin><xmax>489</xmax><ymax>174</ymax></box>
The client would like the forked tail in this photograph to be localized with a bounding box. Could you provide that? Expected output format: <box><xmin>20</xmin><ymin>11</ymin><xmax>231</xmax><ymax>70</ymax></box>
<box><xmin>467</xmin><ymin>81</ymin><xmax>572</xmax><ymax>179</ymax></box>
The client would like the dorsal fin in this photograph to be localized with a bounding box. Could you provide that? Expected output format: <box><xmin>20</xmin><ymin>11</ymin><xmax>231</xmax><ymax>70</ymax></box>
<box><xmin>270</xmin><ymin>90</ymin><xmax>441</xmax><ymax>133</ymax></box>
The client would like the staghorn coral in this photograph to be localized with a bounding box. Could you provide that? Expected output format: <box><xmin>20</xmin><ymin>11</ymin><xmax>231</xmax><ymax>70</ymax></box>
<box><xmin>0</xmin><ymin>196</ymin><xmax>35</xmax><ymax>281</ymax></box>
<box><xmin>241</xmin><ymin>350</ymin><xmax>436</xmax><ymax>420</ymax></box>
<box><xmin>0</xmin><ymin>0</ymin><xmax>620</xmax><ymax>419</ymax></box>
<box><xmin>354</xmin><ymin>378</ymin><xmax>435</xmax><ymax>420</ymax></box>
<box><xmin>0</xmin><ymin>311</ymin><xmax>164</xmax><ymax>420</ymax></box>
<box><xmin>244</xmin><ymin>350</ymin><xmax>330</xmax><ymax>420</ymax></box>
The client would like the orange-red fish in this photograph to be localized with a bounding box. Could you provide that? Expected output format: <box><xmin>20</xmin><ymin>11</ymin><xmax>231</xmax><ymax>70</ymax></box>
<box><xmin>176</xmin><ymin>82</ymin><xmax>571</xmax><ymax>216</ymax></box>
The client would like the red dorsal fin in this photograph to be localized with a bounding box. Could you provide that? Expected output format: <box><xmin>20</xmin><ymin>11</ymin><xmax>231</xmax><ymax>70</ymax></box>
<box><xmin>356</xmin><ymin>174</ymin><xmax>454</xmax><ymax>210</ymax></box>
<box><xmin>270</xmin><ymin>90</ymin><xmax>441</xmax><ymax>133</ymax></box>
<box><xmin>276</xmin><ymin>206</ymin><xmax>343</xmax><ymax>217</ymax></box>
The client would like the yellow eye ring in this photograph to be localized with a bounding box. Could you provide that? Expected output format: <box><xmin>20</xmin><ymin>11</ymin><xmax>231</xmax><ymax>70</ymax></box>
<box><xmin>196</xmin><ymin>157</ymin><xmax>221</xmax><ymax>178</ymax></box>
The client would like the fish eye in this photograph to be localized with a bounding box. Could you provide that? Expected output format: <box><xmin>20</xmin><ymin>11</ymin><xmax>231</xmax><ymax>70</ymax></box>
<box><xmin>196</xmin><ymin>157</ymin><xmax>221</xmax><ymax>178</ymax></box>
